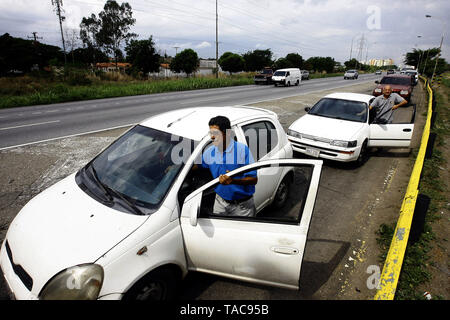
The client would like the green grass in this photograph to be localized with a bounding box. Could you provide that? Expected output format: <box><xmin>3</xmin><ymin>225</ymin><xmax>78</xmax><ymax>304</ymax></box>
<box><xmin>0</xmin><ymin>76</ymin><xmax>254</xmax><ymax>109</ymax></box>
<box><xmin>376</xmin><ymin>74</ymin><xmax>449</xmax><ymax>300</ymax></box>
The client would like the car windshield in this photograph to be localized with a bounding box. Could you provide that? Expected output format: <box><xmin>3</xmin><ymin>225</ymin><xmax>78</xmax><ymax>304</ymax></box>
<box><xmin>346</xmin><ymin>70</ymin><xmax>356</xmax><ymax>73</ymax></box>
<box><xmin>309</xmin><ymin>98</ymin><xmax>368</xmax><ymax>123</ymax></box>
<box><xmin>261</xmin><ymin>69</ymin><xmax>272</xmax><ymax>74</ymax></box>
<box><xmin>274</xmin><ymin>71</ymin><xmax>286</xmax><ymax>76</ymax></box>
<box><xmin>85</xmin><ymin>125</ymin><xmax>195</xmax><ymax>213</ymax></box>
<box><xmin>380</xmin><ymin>77</ymin><xmax>411</xmax><ymax>85</ymax></box>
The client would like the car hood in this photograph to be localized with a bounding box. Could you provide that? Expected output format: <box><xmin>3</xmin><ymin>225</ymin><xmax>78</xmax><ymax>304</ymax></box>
<box><xmin>289</xmin><ymin>114</ymin><xmax>365</xmax><ymax>141</ymax></box>
<box><xmin>4</xmin><ymin>173</ymin><xmax>148</xmax><ymax>295</ymax></box>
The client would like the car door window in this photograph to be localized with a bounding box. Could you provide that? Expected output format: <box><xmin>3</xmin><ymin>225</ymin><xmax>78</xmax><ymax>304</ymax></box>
<box><xmin>242</xmin><ymin>121</ymin><xmax>279</xmax><ymax>160</ymax></box>
<box><xmin>198</xmin><ymin>164</ymin><xmax>314</xmax><ymax>224</ymax></box>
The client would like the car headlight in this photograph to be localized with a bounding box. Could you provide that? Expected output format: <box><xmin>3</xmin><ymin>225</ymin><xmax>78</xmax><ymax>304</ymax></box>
<box><xmin>330</xmin><ymin>140</ymin><xmax>357</xmax><ymax>148</ymax></box>
<box><xmin>374</xmin><ymin>88</ymin><xmax>382</xmax><ymax>93</ymax></box>
<box><xmin>287</xmin><ymin>129</ymin><xmax>302</xmax><ymax>139</ymax></box>
<box><xmin>400</xmin><ymin>90</ymin><xmax>408</xmax><ymax>95</ymax></box>
<box><xmin>39</xmin><ymin>264</ymin><xmax>104</xmax><ymax>300</ymax></box>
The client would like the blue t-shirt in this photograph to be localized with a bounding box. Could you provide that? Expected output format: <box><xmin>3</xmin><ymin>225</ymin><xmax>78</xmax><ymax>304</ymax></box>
<box><xmin>201</xmin><ymin>141</ymin><xmax>257</xmax><ymax>201</ymax></box>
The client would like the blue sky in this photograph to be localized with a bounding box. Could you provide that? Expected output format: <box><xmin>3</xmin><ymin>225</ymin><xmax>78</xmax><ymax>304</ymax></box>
<box><xmin>0</xmin><ymin>0</ymin><xmax>448</xmax><ymax>66</ymax></box>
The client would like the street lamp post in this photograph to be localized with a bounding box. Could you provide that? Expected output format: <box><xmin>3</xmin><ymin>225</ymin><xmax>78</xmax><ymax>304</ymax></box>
<box><xmin>416</xmin><ymin>35</ymin><xmax>422</xmax><ymax>72</ymax></box>
<box><xmin>426</xmin><ymin>15</ymin><xmax>446</xmax><ymax>82</ymax></box>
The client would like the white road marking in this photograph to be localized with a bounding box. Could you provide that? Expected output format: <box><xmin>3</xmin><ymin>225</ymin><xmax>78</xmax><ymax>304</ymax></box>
<box><xmin>0</xmin><ymin>123</ymin><xmax>135</xmax><ymax>151</ymax></box>
<box><xmin>0</xmin><ymin>120</ymin><xmax>60</xmax><ymax>131</ymax></box>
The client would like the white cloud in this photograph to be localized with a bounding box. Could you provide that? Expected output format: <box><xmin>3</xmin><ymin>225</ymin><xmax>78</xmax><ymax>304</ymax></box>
<box><xmin>196</xmin><ymin>41</ymin><xmax>211</xmax><ymax>49</ymax></box>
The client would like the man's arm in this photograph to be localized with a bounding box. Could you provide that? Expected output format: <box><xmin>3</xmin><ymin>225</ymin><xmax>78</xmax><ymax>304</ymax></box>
<box><xmin>219</xmin><ymin>173</ymin><xmax>258</xmax><ymax>185</ymax></box>
<box><xmin>392</xmin><ymin>95</ymin><xmax>408</xmax><ymax>110</ymax></box>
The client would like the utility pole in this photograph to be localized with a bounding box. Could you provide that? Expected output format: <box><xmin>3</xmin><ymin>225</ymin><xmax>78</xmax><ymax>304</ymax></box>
<box><xmin>51</xmin><ymin>0</ymin><xmax>67</xmax><ymax>65</ymax></box>
<box><xmin>28</xmin><ymin>32</ymin><xmax>43</xmax><ymax>44</ymax></box>
<box><xmin>215</xmin><ymin>0</ymin><xmax>219</xmax><ymax>78</ymax></box>
<box><xmin>173</xmin><ymin>46</ymin><xmax>180</xmax><ymax>55</ymax></box>
<box><xmin>355</xmin><ymin>34</ymin><xmax>365</xmax><ymax>69</ymax></box>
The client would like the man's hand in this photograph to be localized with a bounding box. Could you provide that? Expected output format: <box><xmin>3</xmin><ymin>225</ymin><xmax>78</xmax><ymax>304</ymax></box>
<box><xmin>219</xmin><ymin>170</ymin><xmax>233</xmax><ymax>185</ymax></box>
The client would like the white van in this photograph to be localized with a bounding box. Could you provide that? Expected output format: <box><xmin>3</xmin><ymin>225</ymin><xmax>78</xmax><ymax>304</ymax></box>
<box><xmin>272</xmin><ymin>68</ymin><xmax>301</xmax><ymax>87</ymax></box>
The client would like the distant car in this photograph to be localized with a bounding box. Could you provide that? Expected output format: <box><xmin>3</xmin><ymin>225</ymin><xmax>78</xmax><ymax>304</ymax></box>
<box><xmin>373</xmin><ymin>75</ymin><xmax>414</xmax><ymax>101</ymax></box>
<box><xmin>387</xmin><ymin>69</ymin><xmax>395</xmax><ymax>75</ymax></box>
<box><xmin>344</xmin><ymin>70</ymin><xmax>358</xmax><ymax>80</ymax></box>
<box><xmin>375</xmin><ymin>70</ymin><xmax>382</xmax><ymax>75</ymax></box>
<box><xmin>287</xmin><ymin>93</ymin><xmax>415</xmax><ymax>165</ymax></box>
<box><xmin>272</xmin><ymin>68</ymin><xmax>301</xmax><ymax>86</ymax></box>
<box><xmin>405</xmin><ymin>70</ymin><xmax>418</xmax><ymax>85</ymax></box>
<box><xmin>301</xmin><ymin>70</ymin><xmax>310</xmax><ymax>80</ymax></box>
<box><xmin>254</xmin><ymin>67</ymin><xmax>273</xmax><ymax>85</ymax></box>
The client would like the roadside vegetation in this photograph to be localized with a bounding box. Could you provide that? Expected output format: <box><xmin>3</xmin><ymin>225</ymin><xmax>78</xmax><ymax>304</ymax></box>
<box><xmin>376</xmin><ymin>73</ymin><xmax>449</xmax><ymax>300</ymax></box>
<box><xmin>0</xmin><ymin>72</ymin><xmax>254</xmax><ymax>109</ymax></box>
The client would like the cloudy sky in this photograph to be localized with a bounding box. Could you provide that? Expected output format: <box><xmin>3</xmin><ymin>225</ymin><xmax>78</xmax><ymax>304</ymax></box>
<box><xmin>0</xmin><ymin>0</ymin><xmax>449</xmax><ymax>66</ymax></box>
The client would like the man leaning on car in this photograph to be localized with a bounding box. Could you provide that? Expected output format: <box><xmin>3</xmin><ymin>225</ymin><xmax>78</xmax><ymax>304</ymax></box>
<box><xmin>369</xmin><ymin>85</ymin><xmax>408</xmax><ymax>124</ymax></box>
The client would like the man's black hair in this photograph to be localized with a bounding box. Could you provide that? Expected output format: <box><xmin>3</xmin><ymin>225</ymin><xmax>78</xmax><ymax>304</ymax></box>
<box><xmin>209</xmin><ymin>116</ymin><xmax>231</xmax><ymax>133</ymax></box>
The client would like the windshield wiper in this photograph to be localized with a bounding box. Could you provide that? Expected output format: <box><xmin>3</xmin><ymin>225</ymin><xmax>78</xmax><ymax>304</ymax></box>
<box><xmin>102</xmin><ymin>185</ymin><xmax>145</xmax><ymax>216</ymax></box>
<box><xmin>87</xmin><ymin>164</ymin><xmax>113</xmax><ymax>203</ymax></box>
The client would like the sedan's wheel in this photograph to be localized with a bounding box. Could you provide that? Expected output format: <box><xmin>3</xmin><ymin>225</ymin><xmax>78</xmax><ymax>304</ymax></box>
<box><xmin>355</xmin><ymin>140</ymin><xmax>369</xmax><ymax>167</ymax></box>
<box><xmin>123</xmin><ymin>269</ymin><xmax>177</xmax><ymax>301</ymax></box>
<box><xmin>272</xmin><ymin>176</ymin><xmax>290</xmax><ymax>209</ymax></box>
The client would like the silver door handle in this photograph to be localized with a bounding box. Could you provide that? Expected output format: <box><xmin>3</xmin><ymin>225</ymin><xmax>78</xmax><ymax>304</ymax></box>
<box><xmin>271</xmin><ymin>247</ymin><xmax>299</xmax><ymax>255</ymax></box>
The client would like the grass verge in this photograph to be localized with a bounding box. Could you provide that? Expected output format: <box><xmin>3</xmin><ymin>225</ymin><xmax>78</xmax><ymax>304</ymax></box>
<box><xmin>376</xmin><ymin>73</ymin><xmax>449</xmax><ymax>300</ymax></box>
<box><xmin>0</xmin><ymin>75</ymin><xmax>254</xmax><ymax>109</ymax></box>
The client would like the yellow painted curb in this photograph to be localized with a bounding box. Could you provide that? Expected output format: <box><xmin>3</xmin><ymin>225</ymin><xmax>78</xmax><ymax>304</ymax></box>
<box><xmin>374</xmin><ymin>76</ymin><xmax>433</xmax><ymax>300</ymax></box>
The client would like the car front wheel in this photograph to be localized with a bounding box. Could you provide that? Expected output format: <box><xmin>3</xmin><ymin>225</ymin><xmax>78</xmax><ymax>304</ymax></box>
<box><xmin>123</xmin><ymin>269</ymin><xmax>177</xmax><ymax>301</ymax></box>
<box><xmin>355</xmin><ymin>140</ymin><xmax>369</xmax><ymax>167</ymax></box>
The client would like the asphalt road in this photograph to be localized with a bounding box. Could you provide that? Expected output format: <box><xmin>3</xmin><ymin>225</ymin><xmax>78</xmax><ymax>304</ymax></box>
<box><xmin>0</xmin><ymin>74</ymin><xmax>380</xmax><ymax>149</ymax></box>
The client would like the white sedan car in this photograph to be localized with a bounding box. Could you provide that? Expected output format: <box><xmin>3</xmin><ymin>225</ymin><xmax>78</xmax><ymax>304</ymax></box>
<box><xmin>287</xmin><ymin>93</ymin><xmax>415</xmax><ymax>165</ymax></box>
<box><xmin>1</xmin><ymin>106</ymin><xmax>323</xmax><ymax>300</ymax></box>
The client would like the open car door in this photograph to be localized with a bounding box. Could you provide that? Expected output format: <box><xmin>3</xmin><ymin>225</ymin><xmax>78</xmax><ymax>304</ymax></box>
<box><xmin>368</xmin><ymin>104</ymin><xmax>416</xmax><ymax>148</ymax></box>
<box><xmin>180</xmin><ymin>159</ymin><xmax>322</xmax><ymax>290</ymax></box>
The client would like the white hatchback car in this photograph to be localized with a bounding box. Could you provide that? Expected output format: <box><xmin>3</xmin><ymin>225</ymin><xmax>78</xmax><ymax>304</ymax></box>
<box><xmin>1</xmin><ymin>106</ymin><xmax>324</xmax><ymax>300</ymax></box>
<box><xmin>287</xmin><ymin>93</ymin><xmax>415</xmax><ymax>165</ymax></box>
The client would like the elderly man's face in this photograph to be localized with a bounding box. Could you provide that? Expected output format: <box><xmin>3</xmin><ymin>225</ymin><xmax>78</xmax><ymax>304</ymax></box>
<box><xmin>383</xmin><ymin>85</ymin><xmax>392</xmax><ymax>97</ymax></box>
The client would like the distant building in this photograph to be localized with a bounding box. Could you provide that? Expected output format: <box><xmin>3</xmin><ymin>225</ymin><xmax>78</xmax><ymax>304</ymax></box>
<box><xmin>95</xmin><ymin>62</ymin><xmax>132</xmax><ymax>73</ymax></box>
<box><xmin>364</xmin><ymin>58</ymin><xmax>395</xmax><ymax>67</ymax></box>
<box><xmin>149</xmin><ymin>59</ymin><xmax>222</xmax><ymax>78</ymax></box>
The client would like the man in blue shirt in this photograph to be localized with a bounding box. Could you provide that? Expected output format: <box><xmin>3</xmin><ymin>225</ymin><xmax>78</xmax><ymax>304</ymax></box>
<box><xmin>201</xmin><ymin>116</ymin><xmax>258</xmax><ymax>217</ymax></box>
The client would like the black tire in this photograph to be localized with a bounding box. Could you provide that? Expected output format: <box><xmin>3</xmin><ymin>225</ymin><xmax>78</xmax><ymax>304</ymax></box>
<box><xmin>272</xmin><ymin>176</ymin><xmax>291</xmax><ymax>209</ymax></box>
<box><xmin>355</xmin><ymin>140</ymin><xmax>369</xmax><ymax>167</ymax></box>
<box><xmin>295</xmin><ymin>80</ymin><xmax>299</xmax><ymax>86</ymax></box>
<box><xmin>123</xmin><ymin>268</ymin><xmax>177</xmax><ymax>301</ymax></box>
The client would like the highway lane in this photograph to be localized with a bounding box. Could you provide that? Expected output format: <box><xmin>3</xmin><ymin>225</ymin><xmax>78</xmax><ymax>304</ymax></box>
<box><xmin>0</xmin><ymin>74</ymin><xmax>381</xmax><ymax>149</ymax></box>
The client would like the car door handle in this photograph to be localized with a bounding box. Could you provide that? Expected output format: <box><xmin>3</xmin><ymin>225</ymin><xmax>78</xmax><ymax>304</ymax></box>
<box><xmin>403</xmin><ymin>128</ymin><xmax>412</xmax><ymax>132</ymax></box>
<box><xmin>271</xmin><ymin>246</ymin><xmax>299</xmax><ymax>255</ymax></box>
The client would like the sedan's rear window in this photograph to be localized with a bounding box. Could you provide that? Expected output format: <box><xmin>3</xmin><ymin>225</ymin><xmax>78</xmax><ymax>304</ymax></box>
<box><xmin>380</xmin><ymin>77</ymin><xmax>411</xmax><ymax>85</ymax></box>
<box><xmin>309</xmin><ymin>98</ymin><xmax>368</xmax><ymax>123</ymax></box>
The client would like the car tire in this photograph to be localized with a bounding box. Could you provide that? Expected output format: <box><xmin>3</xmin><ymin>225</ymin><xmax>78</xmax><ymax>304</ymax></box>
<box><xmin>272</xmin><ymin>176</ymin><xmax>291</xmax><ymax>209</ymax></box>
<box><xmin>295</xmin><ymin>80</ymin><xmax>299</xmax><ymax>86</ymax></box>
<box><xmin>355</xmin><ymin>140</ymin><xmax>369</xmax><ymax>167</ymax></box>
<box><xmin>123</xmin><ymin>268</ymin><xmax>177</xmax><ymax>301</ymax></box>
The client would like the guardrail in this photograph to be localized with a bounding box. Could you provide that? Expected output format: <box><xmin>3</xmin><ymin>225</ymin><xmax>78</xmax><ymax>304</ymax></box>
<box><xmin>374</xmin><ymin>76</ymin><xmax>433</xmax><ymax>300</ymax></box>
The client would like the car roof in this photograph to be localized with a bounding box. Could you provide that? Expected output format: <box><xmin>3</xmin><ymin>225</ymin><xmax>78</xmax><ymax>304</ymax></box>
<box><xmin>139</xmin><ymin>106</ymin><xmax>278</xmax><ymax>141</ymax></box>
<box><xmin>324</xmin><ymin>92</ymin><xmax>374</xmax><ymax>103</ymax></box>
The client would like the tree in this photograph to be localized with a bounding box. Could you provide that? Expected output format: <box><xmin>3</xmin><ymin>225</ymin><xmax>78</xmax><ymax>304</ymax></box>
<box><xmin>170</xmin><ymin>49</ymin><xmax>199</xmax><ymax>76</ymax></box>
<box><xmin>79</xmin><ymin>14</ymin><xmax>101</xmax><ymax>63</ymax></box>
<box><xmin>273</xmin><ymin>57</ymin><xmax>293</xmax><ymax>70</ymax></box>
<box><xmin>125</xmin><ymin>36</ymin><xmax>161</xmax><ymax>75</ymax></box>
<box><xmin>96</xmin><ymin>0</ymin><xmax>137</xmax><ymax>68</ymax></box>
<box><xmin>242</xmin><ymin>49</ymin><xmax>273</xmax><ymax>71</ymax></box>
<box><xmin>218</xmin><ymin>52</ymin><xmax>245</xmax><ymax>75</ymax></box>
<box><xmin>0</xmin><ymin>33</ymin><xmax>64</xmax><ymax>75</ymax></box>
<box><xmin>285</xmin><ymin>53</ymin><xmax>303</xmax><ymax>69</ymax></box>
<box><xmin>344</xmin><ymin>58</ymin><xmax>359</xmax><ymax>69</ymax></box>
<box><xmin>306</xmin><ymin>56</ymin><xmax>335</xmax><ymax>73</ymax></box>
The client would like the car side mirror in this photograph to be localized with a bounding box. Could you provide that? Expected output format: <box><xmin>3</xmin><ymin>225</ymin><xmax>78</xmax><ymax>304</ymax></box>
<box><xmin>304</xmin><ymin>107</ymin><xmax>311</xmax><ymax>112</ymax></box>
<box><xmin>375</xmin><ymin>80</ymin><xmax>379</xmax><ymax>84</ymax></box>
